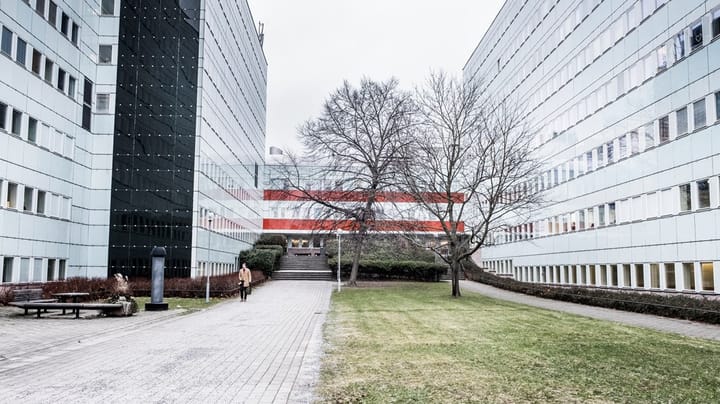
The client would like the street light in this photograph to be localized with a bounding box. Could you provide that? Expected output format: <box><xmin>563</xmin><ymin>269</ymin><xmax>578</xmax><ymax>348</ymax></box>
<box><xmin>336</xmin><ymin>230</ymin><xmax>342</xmax><ymax>292</ymax></box>
<box><xmin>206</xmin><ymin>212</ymin><xmax>214</xmax><ymax>303</ymax></box>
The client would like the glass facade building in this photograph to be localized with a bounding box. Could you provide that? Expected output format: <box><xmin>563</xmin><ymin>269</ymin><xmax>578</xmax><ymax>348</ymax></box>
<box><xmin>0</xmin><ymin>0</ymin><xmax>266</xmax><ymax>283</ymax></box>
<box><xmin>467</xmin><ymin>0</ymin><xmax>720</xmax><ymax>294</ymax></box>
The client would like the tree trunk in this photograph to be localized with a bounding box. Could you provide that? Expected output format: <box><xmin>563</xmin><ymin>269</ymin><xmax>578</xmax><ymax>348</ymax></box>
<box><xmin>451</xmin><ymin>259</ymin><xmax>462</xmax><ymax>297</ymax></box>
<box><xmin>348</xmin><ymin>231</ymin><xmax>366</xmax><ymax>287</ymax></box>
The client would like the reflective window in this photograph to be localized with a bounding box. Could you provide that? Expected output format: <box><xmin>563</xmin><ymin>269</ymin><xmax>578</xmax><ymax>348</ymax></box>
<box><xmin>57</xmin><ymin>68</ymin><xmax>66</xmax><ymax>91</ymax></box>
<box><xmin>606</xmin><ymin>141</ymin><xmax>614</xmax><ymax>163</ymax></box>
<box><xmin>44</xmin><ymin>58</ymin><xmax>53</xmax><ymax>82</ymax></box>
<box><xmin>619</xmin><ymin>135</ymin><xmax>627</xmax><ymax>158</ymax></box>
<box><xmin>630</xmin><ymin>131</ymin><xmax>640</xmax><ymax>155</ymax></box>
<box><xmin>608</xmin><ymin>202</ymin><xmax>616</xmax><ymax>225</ymax></box>
<box><xmin>697</xmin><ymin>179</ymin><xmax>710</xmax><ymax>209</ymax></box>
<box><xmin>48</xmin><ymin>1</ymin><xmax>57</xmax><ymax>27</ymax></box>
<box><xmin>1</xmin><ymin>27</ymin><xmax>12</xmax><ymax>56</ymax></box>
<box><xmin>15</xmin><ymin>37</ymin><xmax>26</xmax><ymax>65</ymax></box>
<box><xmin>659</xmin><ymin>116</ymin><xmax>669</xmax><ymax>142</ymax></box>
<box><xmin>679</xmin><ymin>183</ymin><xmax>691</xmax><ymax>211</ymax></box>
<box><xmin>11</xmin><ymin>110</ymin><xmax>21</xmax><ymax>135</ymax></box>
<box><xmin>31</xmin><ymin>49</ymin><xmax>42</xmax><ymax>74</ymax></box>
<box><xmin>676</xmin><ymin>107</ymin><xmax>688</xmax><ymax>135</ymax></box>
<box><xmin>690</xmin><ymin>21</ymin><xmax>703</xmax><ymax>51</ymax></box>
<box><xmin>674</xmin><ymin>32</ymin><xmax>685</xmax><ymax>60</ymax></box>
<box><xmin>99</xmin><ymin>45</ymin><xmax>112</xmax><ymax>64</ymax></box>
<box><xmin>35</xmin><ymin>0</ymin><xmax>45</xmax><ymax>16</ymax></box>
<box><xmin>716</xmin><ymin>93</ymin><xmax>720</xmax><ymax>121</ymax></box>
<box><xmin>693</xmin><ymin>99</ymin><xmax>706</xmax><ymax>129</ymax></box>
<box><xmin>60</xmin><ymin>13</ymin><xmax>69</xmax><ymax>36</ymax></box>
<box><xmin>713</xmin><ymin>9</ymin><xmax>720</xmax><ymax>38</ymax></box>
<box><xmin>101</xmin><ymin>0</ymin><xmax>114</xmax><ymax>15</ymax></box>
<box><xmin>0</xmin><ymin>102</ymin><xmax>6</xmax><ymax>130</ymax></box>
<box><xmin>644</xmin><ymin>123</ymin><xmax>654</xmax><ymax>148</ymax></box>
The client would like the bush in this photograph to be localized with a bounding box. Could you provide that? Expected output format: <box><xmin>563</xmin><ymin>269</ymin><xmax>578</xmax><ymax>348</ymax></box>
<box><xmin>238</xmin><ymin>248</ymin><xmax>283</xmax><ymax>277</ymax></box>
<box><xmin>328</xmin><ymin>258</ymin><xmax>446</xmax><ymax>282</ymax></box>
<box><xmin>42</xmin><ymin>277</ymin><xmax>123</xmax><ymax>301</ymax></box>
<box><xmin>254</xmin><ymin>245</ymin><xmax>284</xmax><ymax>254</ymax></box>
<box><xmin>463</xmin><ymin>260</ymin><xmax>720</xmax><ymax>325</ymax></box>
<box><xmin>255</xmin><ymin>234</ymin><xmax>287</xmax><ymax>252</ymax></box>
<box><xmin>130</xmin><ymin>271</ymin><xmax>266</xmax><ymax>298</ymax></box>
<box><xmin>326</xmin><ymin>235</ymin><xmax>436</xmax><ymax>263</ymax></box>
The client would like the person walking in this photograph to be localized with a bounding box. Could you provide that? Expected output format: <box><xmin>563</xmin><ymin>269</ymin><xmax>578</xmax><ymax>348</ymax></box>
<box><xmin>238</xmin><ymin>262</ymin><xmax>252</xmax><ymax>302</ymax></box>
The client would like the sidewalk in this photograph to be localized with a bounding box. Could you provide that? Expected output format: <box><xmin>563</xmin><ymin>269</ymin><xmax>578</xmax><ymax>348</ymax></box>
<box><xmin>461</xmin><ymin>280</ymin><xmax>720</xmax><ymax>341</ymax></box>
<box><xmin>0</xmin><ymin>281</ymin><xmax>334</xmax><ymax>403</ymax></box>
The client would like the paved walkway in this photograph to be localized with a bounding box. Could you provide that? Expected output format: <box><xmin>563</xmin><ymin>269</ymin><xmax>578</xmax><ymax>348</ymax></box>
<box><xmin>0</xmin><ymin>281</ymin><xmax>334</xmax><ymax>403</ymax></box>
<box><xmin>461</xmin><ymin>280</ymin><xmax>720</xmax><ymax>341</ymax></box>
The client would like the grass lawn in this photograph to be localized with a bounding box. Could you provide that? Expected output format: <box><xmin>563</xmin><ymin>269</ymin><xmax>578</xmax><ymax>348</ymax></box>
<box><xmin>133</xmin><ymin>296</ymin><xmax>224</xmax><ymax>312</ymax></box>
<box><xmin>319</xmin><ymin>282</ymin><xmax>720</xmax><ymax>403</ymax></box>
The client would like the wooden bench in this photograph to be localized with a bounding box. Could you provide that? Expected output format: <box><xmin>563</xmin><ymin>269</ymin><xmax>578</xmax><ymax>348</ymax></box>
<box><xmin>8</xmin><ymin>288</ymin><xmax>57</xmax><ymax>315</ymax></box>
<box><xmin>10</xmin><ymin>302</ymin><xmax>123</xmax><ymax>319</ymax></box>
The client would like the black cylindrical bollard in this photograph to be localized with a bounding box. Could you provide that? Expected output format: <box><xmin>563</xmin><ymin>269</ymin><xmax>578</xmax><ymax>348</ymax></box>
<box><xmin>145</xmin><ymin>246</ymin><xmax>169</xmax><ymax>311</ymax></box>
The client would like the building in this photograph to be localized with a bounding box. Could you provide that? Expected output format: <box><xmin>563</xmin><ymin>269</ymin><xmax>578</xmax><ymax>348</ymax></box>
<box><xmin>467</xmin><ymin>0</ymin><xmax>720</xmax><ymax>294</ymax></box>
<box><xmin>263</xmin><ymin>164</ymin><xmax>462</xmax><ymax>255</ymax></box>
<box><xmin>0</xmin><ymin>0</ymin><xmax>266</xmax><ymax>283</ymax></box>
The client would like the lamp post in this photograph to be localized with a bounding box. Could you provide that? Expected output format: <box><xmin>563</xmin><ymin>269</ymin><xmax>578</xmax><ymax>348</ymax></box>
<box><xmin>336</xmin><ymin>230</ymin><xmax>342</xmax><ymax>292</ymax></box>
<box><xmin>206</xmin><ymin>212</ymin><xmax>214</xmax><ymax>303</ymax></box>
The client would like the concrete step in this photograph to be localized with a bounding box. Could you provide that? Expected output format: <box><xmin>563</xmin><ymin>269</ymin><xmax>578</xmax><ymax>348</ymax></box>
<box><xmin>273</xmin><ymin>270</ymin><xmax>334</xmax><ymax>281</ymax></box>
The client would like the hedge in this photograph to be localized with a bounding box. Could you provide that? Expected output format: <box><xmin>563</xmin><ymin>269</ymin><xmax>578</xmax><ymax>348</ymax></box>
<box><xmin>328</xmin><ymin>259</ymin><xmax>447</xmax><ymax>282</ymax></box>
<box><xmin>463</xmin><ymin>261</ymin><xmax>720</xmax><ymax>325</ymax></box>
<box><xmin>238</xmin><ymin>248</ymin><xmax>283</xmax><ymax>277</ymax></box>
<box><xmin>255</xmin><ymin>234</ymin><xmax>287</xmax><ymax>252</ymax></box>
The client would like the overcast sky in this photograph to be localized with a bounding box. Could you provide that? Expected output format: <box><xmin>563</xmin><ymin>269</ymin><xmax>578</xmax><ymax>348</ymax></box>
<box><xmin>247</xmin><ymin>0</ymin><xmax>504</xmax><ymax>154</ymax></box>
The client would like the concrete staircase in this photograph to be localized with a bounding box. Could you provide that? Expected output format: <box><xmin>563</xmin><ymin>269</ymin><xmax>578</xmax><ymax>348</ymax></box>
<box><xmin>272</xmin><ymin>256</ymin><xmax>334</xmax><ymax>281</ymax></box>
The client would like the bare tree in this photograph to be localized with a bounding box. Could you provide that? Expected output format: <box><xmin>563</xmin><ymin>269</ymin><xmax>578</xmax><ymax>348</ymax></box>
<box><xmin>399</xmin><ymin>72</ymin><xmax>541</xmax><ymax>297</ymax></box>
<box><xmin>275</xmin><ymin>78</ymin><xmax>416</xmax><ymax>286</ymax></box>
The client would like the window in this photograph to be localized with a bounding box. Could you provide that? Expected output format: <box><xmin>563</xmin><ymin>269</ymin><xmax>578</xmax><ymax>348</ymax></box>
<box><xmin>659</xmin><ymin>115</ymin><xmax>669</xmax><ymax>142</ymax></box>
<box><xmin>693</xmin><ymin>99</ymin><xmax>706</xmax><ymax>129</ymax></box>
<box><xmin>618</xmin><ymin>135</ymin><xmax>627</xmax><ymax>158</ymax></box>
<box><xmin>48</xmin><ymin>1</ymin><xmax>57</xmax><ymax>27</ymax></box>
<box><xmin>11</xmin><ymin>110</ymin><xmax>21</xmax><ymax>135</ymax></box>
<box><xmin>57</xmin><ymin>68</ymin><xmax>66</xmax><ymax>91</ymax></box>
<box><xmin>98</xmin><ymin>45</ymin><xmax>112</xmax><ymax>64</ymax></box>
<box><xmin>679</xmin><ymin>183</ymin><xmax>691</xmax><ymax>211</ymax></box>
<box><xmin>701</xmin><ymin>262</ymin><xmax>715</xmax><ymax>291</ymax></box>
<box><xmin>676</xmin><ymin>107</ymin><xmax>688</xmax><ymax>135</ymax></box>
<box><xmin>657</xmin><ymin>45</ymin><xmax>668</xmax><ymax>71</ymax></box>
<box><xmin>33</xmin><ymin>258</ymin><xmax>42</xmax><ymax>282</ymax></box>
<box><xmin>101</xmin><ymin>0</ymin><xmax>115</xmax><ymax>15</ymax></box>
<box><xmin>0</xmin><ymin>102</ymin><xmax>6</xmax><ymax>130</ymax></box>
<box><xmin>596</xmin><ymin>146</ymin><xmax>604</xmax><ymax>167</ymax></box>
<box><xmin>641</xmin><ymin>0</ymin><xmax>655</xmax><ymax>19</ymax></box>
<box><xmin>15</xmin><ymin>37</ymin><xmax>26</xmax><ymax>66</ymax></box>
<box><xmin>660</xmin><ymin>188</ymin><xmax>673</xmax><ymax>215</ymax></box>
<box><xmin>606</xmin><ymin>141</ymin><xmax>614</xmax><ymax>163</ymax></box>
<box><xmin>46</xmin><ymin>259</ymin><xmax>55</xmax><ymax>281</ymax></box>
<box><xmin>71</xmin><ymin>23</ymin><xmax>79</xmax><ymax>45</ymax></box>
<box><xmin>598</xmin><ymin>205</ymin><xmax>605</xmax><ymax>226</ymax></box>
<box><xmin>608</xmin><ymin>202</ymin><xmax>616</xmax><ymax>225</ymax></box>
<box><xmin>683</xmin><ymin>263</ymin><xmax>695</xmax><ymax>290</ymax></box>
<box><xmin>586</xmin><ymin>152</ymin><xmax>593</xmax><ymax>172</ymax></box>
<box><xmin>646</xmin><ymin>192</ymin><xmax>658</xmax><ymax>218</ymax></box>
<box><xmin>690</xmin><ymin>21</ymin><xmax>703</xmax><ymax>51</ymax></box>
<box><xmin>68</xmin><ymin>76</ymin><xmax>76</xmax><ymax>97</ymax></box>
<box><xmin>35</xmin><ymin>0</ymin><xmax>46</xmax><ymax>16</ymax></box>
<box><xmin>27</xmin><ymin>117</ymin><xmax>37</xmax><ymax>142</ymax></box>
<box><xmin>60</xmin><ymin>13</ymin><xmax>70</xmax><ymax>36</ymax></box>
<box><xmin>2</xmin><ymin>257</ymin><xmax>13</xmax><ymax>283</ymax></box>
<box><xmin>630</xmin><ymin>131</ymin><xmax>639</xmax><ymax>154</ymax></box>
<box><xmin>23</xmin><ymin>187</ymin><xmax>33</xmax><ymax>211</ymax></box>
<box><xmin>58</xmin><ymin>259</ymin><xmax>66</xmax><ymax>280</ymax></box>
<box><xmin>1</xmin><ymin>27</ymin><xmax>12</xmax><ymax>56</ymax></box>
<box><xmin>714</xmin><ymin>9</ymin><xmax>720</xmax><ymax>38</ymax></box>
<box><xmin>698</xmin><ymin>179</ymin><xmax>710</xmax><ymax>208</ymax></box>
<box><xmin>31</xmin><ymin>49</ymin><xmax>42</xmax><ymax>74</ymax></box>
<box><xmin>82</xmin><ymin>78</ymin><xmax>93</xmax><ymax>131</ymax></box>
<box><xmin>674</xmin><ymin>31</ymin><xmax>685</xmax><ymax>60</ymax></box>
<box><xmin>6</xmin><ymin>182</ymin><xmax>17</xmax><ymax>208</ymax></box>
<box><xmin>96</xmin><ymin>94</ymin><xmax>110</xmax><ymax>112</ymax></box>
<box><xmin>37</xmin><ymin>191</ymin><xmax>46</xmax><ymax>214</ymax></box>
<box><xmin>44</xmin><ymin>58</ymin><xmax>53</xmax><ymax>82</ymax></box>
<box><xmin>644</xmin><ymin>123</ymin><xmax>654</xmax><ymax>148</ymax></box>
<box><xmin>717</xmin><ymin>92</ymin><xmax>720</xmax><ymax>122</ymax></box>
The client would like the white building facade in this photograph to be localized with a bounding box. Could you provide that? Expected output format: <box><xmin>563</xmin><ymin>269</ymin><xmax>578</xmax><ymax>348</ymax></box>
<box><xmin>0</xmin><ymin>0</ymin><xmax>265</xmax><ymax>283</ymax></box>
<box><xmin>467</xmin><ymin>0</ymin><xmax>720</xmax><ymax>294</ymax></box>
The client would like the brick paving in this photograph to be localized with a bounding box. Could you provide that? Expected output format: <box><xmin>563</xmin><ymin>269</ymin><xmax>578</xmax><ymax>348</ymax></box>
<box><xmin>0</xmin><ymin>281</ymin><xmax>333</xmax><ymax>403</ymax></box>
<box><xmin>461</xmin><ymin>280</ymin><xmax>720</xmax><ymax>341</ymax></box>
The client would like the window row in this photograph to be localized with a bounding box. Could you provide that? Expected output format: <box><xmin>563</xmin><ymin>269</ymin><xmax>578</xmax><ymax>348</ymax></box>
<box><xmin>0</xmin><ymin>179</ymin><xmax>71</xmax><ymax>220</ymax></box>
<box><xmin>498</xmin><ymin>177</ymin><xmax>719</xmax><ymax>244</ymax></box>
<box><xmin>539</xmin><ymin>6</ymin><xmax>720</xmax><ymax>145</ymax></box>
<box><xmin>0</xmin><ymin>100</ymin><xmax>75</xmax><ymax>158</ymax></box>
<box><xmin>1</xmin><ymin>25</ymin><xmax>78</xmax><ymax>100</ymax></box>
<box><xmin>21</xmin><ymin>0</ymin><xmax>80</xmax><ymax>45</ymax></box>
<box><xmin>1</xmin><ymin>256</ymin><xmax>67</xmax><ymax>284</ymax></box>
<box><xmin>530</xmin><ymin>0</ymin><xmax>669</xmax><ymax>127</ymax></box>
<box><xmin>199</xmin><ymin>208</ymin><xmax>256</xmax><ymax>243</ymax></box>
<box><xmin>484</xmin><ymin>261</ymin><xmax>718</xmax><ymax>293</ymax></box>
<box><xmin>536</xmin><ymin>90</ymin><xmax>719</xmax><ymax>192</ymax></box>
<box><xmin>196</xmin><ymin>261</ymin><xmax>237</xmax><ymax>277</ymax></box>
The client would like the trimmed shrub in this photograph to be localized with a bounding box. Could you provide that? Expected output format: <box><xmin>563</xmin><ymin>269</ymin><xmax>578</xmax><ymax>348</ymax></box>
<box><xmin>255</xmin><ymin>245</ymin><xmax>284</xmax><ymax>254</ymax></box>
<box><xmin>328</xmin><ymin>258</ymin><xmax>446</xmax><ymax>282</ymax></box>
<box><xmin>239</xmin><ymin>249</ymin><xmax>283</xmax><ymax>277</ymax></box>
<box><xmin>255</xmin><ymin>234</ymin><xmax>287</xmax><ymax>252</ymax></box>
<box><xmin>463</xmin><ymin>261</ymin><xmax>720</xmax><ymax>325</ymax></box>
<box><xmin>326</xmin><ymin>235</ymin><xmax>436</xmax><ymax>263</ymax></box>
<box><xmin>130</xmin><ymin>271</ymin><xmax>266</xmax><ymax>298</ymax></box>
<box><xmin>42</xmin><ymin>277</ymin><xmax>122</xmax><ymax>301</ymax></box>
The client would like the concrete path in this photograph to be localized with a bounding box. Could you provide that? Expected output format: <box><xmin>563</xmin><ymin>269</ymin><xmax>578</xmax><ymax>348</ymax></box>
<box><xmin>0</xmin><ymin>281</ymin><xmax>333</xmax><ymax>403</ymax></box>
<box><xmin>461</xmin><ymin>280</ymin><xmax>720</xmax><ymax>341</ymax></box>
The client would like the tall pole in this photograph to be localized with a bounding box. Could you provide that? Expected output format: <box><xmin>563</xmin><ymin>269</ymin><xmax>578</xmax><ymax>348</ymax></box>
<box><xmin>206</xmin><ymin>213</ymin><xmax>214</xmax><ymax>303</ymax></box>
<box><xmin>337</xmin><ymin>231</ymin><xmax>341</xmax><ymax>292</ymax></box>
